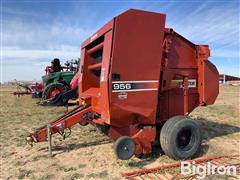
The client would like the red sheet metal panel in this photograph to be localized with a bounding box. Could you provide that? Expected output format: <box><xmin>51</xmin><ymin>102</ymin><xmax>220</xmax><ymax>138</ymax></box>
<box><xmin>109</xmin><ymin>9</ymin><xmax>166</xmax><ymax>127</ymax></box>
<box><xmin>81</xmin><ymin>20</ymin><xmax>114</xmax><ymax>48</ymax></box>
<box><xmin>79</xmin><ymin>22</ymin><xmax>114</xmax><ymax>114</ymax></box>
<box><xmin>203</xmin><ymin>60</ymin><xmax>219</xmax><ymax>105</ymax></box>
<box><xmin>159</xmin><ymin>32</ymin><xmax>200</xmax><ymax>119</ymax></box>
<box><xmin>196</xmin><ymin>45</ymin><xmax>219</xmax><ymax>106</ymax></box>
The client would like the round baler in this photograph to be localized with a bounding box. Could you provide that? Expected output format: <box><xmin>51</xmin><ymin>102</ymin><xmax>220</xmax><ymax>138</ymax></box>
<box><xmin>27</xmin><ymin>9</ymin><xmax>219</xmax><ymax>160</ymax></box>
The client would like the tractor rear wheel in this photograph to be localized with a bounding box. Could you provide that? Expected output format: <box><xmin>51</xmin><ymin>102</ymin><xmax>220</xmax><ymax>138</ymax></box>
<box><xmin>42</xmin><ymin>82</ymin><xmax>67</xmax><ymax>100</ymax></box>
<box><xmin>114</xmin><ymin>136</ymin><xmax>135</xmax><ymax>160</ymax></box>
<box><xmin>160</xmin><ymin>116</ymin><xmax>201</xmax><ymax>160</ymax></box>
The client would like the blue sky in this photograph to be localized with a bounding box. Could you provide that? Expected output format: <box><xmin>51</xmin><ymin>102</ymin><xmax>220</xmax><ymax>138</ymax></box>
<box><xmin>1</xmin><ymin>0</ymin><xmax>239</xmax><ymax>82</ymax></box>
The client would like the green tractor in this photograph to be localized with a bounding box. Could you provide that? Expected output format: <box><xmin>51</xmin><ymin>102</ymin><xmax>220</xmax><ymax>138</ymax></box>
<box><xmin>41</xmin><ymin>58</ymin><xmax>79</xmax><ymax>100</ymax></box>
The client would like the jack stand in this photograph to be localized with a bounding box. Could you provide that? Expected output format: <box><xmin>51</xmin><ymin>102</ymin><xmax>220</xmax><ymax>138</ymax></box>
<box><xmin>47</xmin><ymin>124</ymin><xmax>52</xmax><ymax>157</ymax></box>
<box><xmin>65</xmin><ymin>103</ymin><xmax>69</xmax><ymax>113</ymax></box>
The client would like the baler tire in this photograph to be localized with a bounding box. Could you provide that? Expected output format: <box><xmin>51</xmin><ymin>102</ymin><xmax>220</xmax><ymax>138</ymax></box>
<box><xmin>42</xmin><ymin>82</ymin><xmax>67</xmax><ymax>100</ymax></box>
<box><xmin>114</xmin><ymin>136</ymin><xmax>135</xmax><ymax>160</ymax></box>
<box><xmin>160</xmin><ymin>116</ymin><xmax>201</xmax><ymax>160</ymax></box>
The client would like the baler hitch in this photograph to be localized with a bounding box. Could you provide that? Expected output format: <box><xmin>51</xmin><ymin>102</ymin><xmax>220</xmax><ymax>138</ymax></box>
<box><xmin>26</xmin><ymin>105</ymin><xmax>92</xmax><ymax>145</ymax></box>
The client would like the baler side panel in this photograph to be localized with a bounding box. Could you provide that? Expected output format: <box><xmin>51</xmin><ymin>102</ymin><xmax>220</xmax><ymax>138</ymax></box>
<box><xmin>80</xmin><ymin>48</ymin><xmax>102</xmax><ymax>91</ymax></box>
<box><xmin>97</xmin><ymin>30</ymin><xmax>113</xmax><ymax>122</ymax></box>
<box><xmin>81</xmin><ymin>20</ymin><xmax>114</xmax><ymax>48</ymax></box>
<box><xmin>79</xmin><ymin>20</ymin><xmax>114</xmax><ymax>94</ymax></box>
<box><xmin>79</xmin><ymin>21</ymin><xmax>114</xmax><ymax>122</ymax></box>
<box><xmin>159</xmin><ymin>32</ymin><xmax>200</xmax><ymax>119</ymax></box>
<box><xmin>167</xmin><ymin>34</ymin><xmax>197</xmax><ymax>69</ymax></box>
<box><xmin>109</xmin><ymin>9</ymin><xmax>166</xmax><ymax>127</ymax></box>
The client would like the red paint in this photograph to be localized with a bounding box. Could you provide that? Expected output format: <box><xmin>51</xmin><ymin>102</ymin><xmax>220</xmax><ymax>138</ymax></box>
<box><xmin>47</xmin><ymin>89</ymin><xmax>61</xmax><ymax>99</ymax></box>
<box><xmin>30</xmin><ymin>83</ymin><xmax>44</xmax><ymax>92</ymax></box>
<box><xmin>70</xmin><ymin>72</ymin><xmax>79</xmax><ymax>89</ymax></box>
<box><xmin>12</xmin><ymin>83</ymin><xmax>43</xmax><ymax>96</ymax></box>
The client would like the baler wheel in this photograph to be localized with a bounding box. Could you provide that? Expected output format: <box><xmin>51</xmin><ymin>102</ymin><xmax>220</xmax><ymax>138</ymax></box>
<box><xmin>42</xmin><ymin>82</ymin><xmax>67</xmax><ymax>100</ymax></box>
<box><xmin>160</xmin><ymin>116</ymin><xmax>201</xmax><ymax>160</ymax></box>
<box><xmin>114</xmin><ymin>136</ymin><xmax>135</xmax><ymax>160</ymax></box>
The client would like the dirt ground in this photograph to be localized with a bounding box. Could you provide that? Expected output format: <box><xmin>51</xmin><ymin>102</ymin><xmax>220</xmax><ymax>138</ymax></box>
<box><xmin>0</xmin><ymin>85</ymin><xmax>239</xmax><ymax>180</ymax></box>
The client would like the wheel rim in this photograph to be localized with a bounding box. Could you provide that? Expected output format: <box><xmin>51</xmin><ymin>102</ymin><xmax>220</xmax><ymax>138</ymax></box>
<box><xmin>115</xmin><ymin>137</ymin><xmax>135</xmax><ymax>160</ymax></box>
<box><xmin>47</xmin><ymin>88</ymin><xmax>61</xmax><ymax>99</ymax></box>
<box><xmin>176</xmin><ymin>127</ymin><xmax>195</xmax><ymax>151</ymax></box>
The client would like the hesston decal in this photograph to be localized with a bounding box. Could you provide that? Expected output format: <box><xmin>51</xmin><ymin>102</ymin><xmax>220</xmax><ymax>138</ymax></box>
<box><xmin>171</xmin><ymin>79</ymin><xmax>197</xmax><ymax>88</ymax></box>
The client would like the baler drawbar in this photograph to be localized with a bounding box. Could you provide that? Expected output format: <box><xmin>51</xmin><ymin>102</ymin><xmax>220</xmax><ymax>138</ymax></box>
<box><xmin>28</xmin><ymin>105</ymin><xmax>91</xmax><ymax>143</ymax></box>
<box><xmin>27</xmin><ymin>9</ymin><xmax>219</xmax><ymax>160</ymax></box>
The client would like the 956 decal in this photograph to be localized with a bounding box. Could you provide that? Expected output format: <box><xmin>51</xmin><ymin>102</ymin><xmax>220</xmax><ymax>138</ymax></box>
<box><xmin>113</xmin><ymin>83</ymin><xmax>132</xmax><ymax>91</ymax></box>
<box><xmin>112</xmin><ymin>80</ymin><xmax>158</xmax><ymax>92</ymax></box>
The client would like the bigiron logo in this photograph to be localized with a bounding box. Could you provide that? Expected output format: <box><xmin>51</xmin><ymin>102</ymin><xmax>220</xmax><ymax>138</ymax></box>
<box><xmin>181</xmin><ymin>161</ymin><xmax>237</xmax><ymax>179</ymax></box>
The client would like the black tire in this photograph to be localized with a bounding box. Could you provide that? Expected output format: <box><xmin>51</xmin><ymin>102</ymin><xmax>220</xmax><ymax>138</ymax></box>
<box><xmin>160</xmin><ymin>116</ymin><xmax>201</xmax><ymax>160</ymax></box>
<box><xmin>114</xmin><ymin>136</ymin><xmax>135</xmax><ymax>160</ymax></box>
<box><xmin>42</xmin><ymin>82</ymin><xmax>67</xmax><ymax>100</ymax></box>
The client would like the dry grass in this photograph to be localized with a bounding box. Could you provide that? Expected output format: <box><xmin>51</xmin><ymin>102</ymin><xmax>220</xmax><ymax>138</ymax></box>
<box><xmin>0</xmin><ymin>85</ymin><xmax>239</xmax><ymax>179</ymax></box>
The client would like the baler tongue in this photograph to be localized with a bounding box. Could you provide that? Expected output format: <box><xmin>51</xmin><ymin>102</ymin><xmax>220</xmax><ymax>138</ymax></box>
<box><xmin>26</xmin><ymin>104</ymin><xmax>93</xmax><ymax>144</ymax></box>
